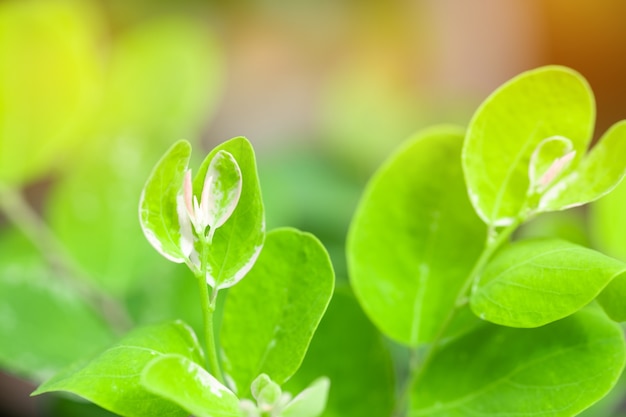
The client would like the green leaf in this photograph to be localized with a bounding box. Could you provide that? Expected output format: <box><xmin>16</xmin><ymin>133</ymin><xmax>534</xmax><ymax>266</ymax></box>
<box><xmin>0</xmin><ymin>0</ymin><xmax>102</xmax><ymax>184</ymax></box>
<box><xmin>0</xmin><ymin>229</ymin><xmax>115</xmax><ymax>381</ymax></box>
<box><xmin>590</xmin><ymin>165</ymin><xmax>626</xmax><ymax>261</ymax></box>
<box><xmin>539</xmin><ymin>120</ymin><xmax>626</xmax><ymax>212</ymax></box>
<box><xmin>411</xmin><ymin>309</ymin><xmax>626</xmax><ymax>416</ymax></box>
<box><xmin>139</xmin><ymin>140</ymin><xmax>192</xmax><ymax>263</ymax></box>
<box><xmin>103</xmin><ymin>16</ymin><xmax>223</xmax><ymax>145</ymax></box>
<box><xmin>281</xmin><ymin>377</ymin><xmax>330</xmax><ymax>417</ymax></box>
<box><xmin>33</xmin><ymin>321</ymin><xmax>203</xmax><ymax>417</ymax></box>
<box><xmin>471</xmin><ymin>238</ymin><xmax>626</xmax><ymax>327</ymax></box>
<box><xmin>49</xmin><ymin>137</ymin><xmax>171</xmax><ymax>296</ymax></box>
<box><xmin>347</xmin><ymin>126</ymin><xmax>486</xmax><ymax>345</ymax></box>
<box><xmin>463</xmin><ymin>66</ymin><xmax>594</xmax><ymax>226</ymax></box>
<box><xmin>284</xmin><ymin>288</ymin><xmax>395</xmax><ymax>417</ymax></box>
<box><xmin>597</xmin><ymin>272</ymin><xmax>626</xmax><ymax>322</ymax></box>
<box><xmin>221</xmin><ymin>228</ymin><xmax>334</xmax><ymax>395</ymax></box>
<box><xmin>193</xmin><ymin>137</ymin><xmax>265</xmax><ymax>289</ymax></box>
<box><xmin>141</xmin><ymin>354</ymin><xmax>240</xmax><ymax>417</ymax></box>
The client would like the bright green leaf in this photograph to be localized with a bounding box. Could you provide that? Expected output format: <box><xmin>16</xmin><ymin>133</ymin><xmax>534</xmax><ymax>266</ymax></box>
<box><xmin>411</xmin><ymin>309</ymin><xmax>626</xmax><ymax>416</ymax></box>
<box><xmin>590</xmin><ymin>167</ymin><xmax>626</xmax><ymax>261</ymax></box>
<box><xmin>0</xmin><ymin>0</ymin><xmax>102</xmax><ymax>184</ymax></box>
<box><xmin>139</xmin><ymin>140</ymin><xmax>192</xmax><ymax>263</ymax></box>
<box><xmin>463</xmin><ymin>66</ymin><xmax>594</xmax><ymax>226</ymax></box>
<box><xmin>347</xmin><ymin>126</ymin><xmax>486</xmax><ymax>346</ymax></box>
<box><xmin>221</xmin><ymin>228</ymin><xmax>334</xmax><ymax>395</ymax></box>
<box><xmin>471</xmin><ymin>238</ymin><xmax>626</xmax><ymax>327</ymax></box>
<box><xmin>281</xmin><ymin>377</ymin><xmax>330</xmax><ymax>417</ymax></box>
<box><xmin>0</xmin><ymin>229</ymin><xmax>115</xmax><ymax>381</ymax></box>
<box><xmin>193</xmin><ymin>137</ymin><xmax>265</xmax><ymax>289</ymax></box>
<box><xmin>141</xmin><ymin>354</ymin><xmax>240</xmax><ymax>417</ymax></box>
<box><xmin>33</xmin><ymin>321</ymin><xmax>203</xmax><ymax>417</ymax></box>
<box><xmin>539</xmin><ymin>120</ymin><xmax>626</xmax><ymax>212</ymax></box>
<box><xmin>597</xmin><ymin>272</ymin><xmax>626</xmax><ymax>322</ymax></box>
<box><xmin>284</xmin><ymin>288</ymin><xmax>395</xmax><ymax>417</ymax></box>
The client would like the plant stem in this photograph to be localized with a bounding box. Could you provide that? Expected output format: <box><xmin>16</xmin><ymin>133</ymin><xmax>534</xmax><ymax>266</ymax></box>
<box><xmin>0</xmin><ymin>183</ymin><xmax>131</xmax><ymax>333</ymax></box>
<box><xmin>196</xmin><ymin>232</ymin><xmax>225</xmax><ymax>383</ymax></box>
<box><xmin>396</xmin><ymin>219</ymin><xmax>521</xmax><ymax>415</ymax></box>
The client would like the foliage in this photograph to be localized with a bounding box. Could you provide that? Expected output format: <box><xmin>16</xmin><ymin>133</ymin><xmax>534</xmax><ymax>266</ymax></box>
<box><xmin>0</xmin><ymin>8</ymin><xmax>625</xmax><ymax>415</ymax></box>
<box><xmin>348</xmin><ymin>66</ymin><xmax>626</xmax><ymax>416</ymax></box>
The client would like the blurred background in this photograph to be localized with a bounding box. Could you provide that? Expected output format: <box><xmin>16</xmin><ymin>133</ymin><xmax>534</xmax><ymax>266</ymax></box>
<box><xmin>1</xmin><ymin>0</ymin><xmax>626</xmax><ymax>416</ymax></box>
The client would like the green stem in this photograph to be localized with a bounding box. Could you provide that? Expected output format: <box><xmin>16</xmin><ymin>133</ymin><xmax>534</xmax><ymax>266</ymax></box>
<box><xmin>0</xmin><ymin>183</ymin><xmax>131</xmax><ymax>333</ymax></box>
<box><xmin>396</xmin><ymin>219</ymin><xmax>521</xmax><ymax>415</ymax></box>
<box><xmin>196</xmin><ymin>232</ymin><xmax>225</xmax><ymax>383</ymax></box>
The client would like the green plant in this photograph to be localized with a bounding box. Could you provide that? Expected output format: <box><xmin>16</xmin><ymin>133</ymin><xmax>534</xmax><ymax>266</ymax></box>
<box><xmin>2</xmin><ymin>14</ymin><xmax>626</xmax><ymax>414</ymax></box>
<box><xmin>32</xmin><ymin>137</ymin><xmax>335</xmax><ymax>417</ymax></box>
<box><xmin>348</xmin><ymin>65</ymin><xmax>626</xmax><ymax>416</ymax></box>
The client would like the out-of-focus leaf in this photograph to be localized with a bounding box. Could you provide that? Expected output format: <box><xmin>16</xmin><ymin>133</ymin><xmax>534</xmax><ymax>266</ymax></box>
<box><xmin>411</xmin><ymin>309</ymin><xmax>626</xmax><ymax>416</ymax></box>
<box><xmin>591</xmin><ymin>167</ymin><xmax>626</xmax><ymax>261</ymax></box>
<box><xmin>33</xmin><ymin>321</ymin><xmax>203</xmax><ymax>417</ymax></box>
<box><xmin>0</xmin><ymin>0</ymin><xmax>102</xmax><ymax>184</ymax></box>
<box><xmin>103</xmin><ymin>16</ymin><xmax>223</xmax><ymax>145</ymax></box>
<box><xmin>347</xmin><ymin>126</ymin><xmax>485</xmax><ymax>346</ymax></box>
<box><xmin>221</xmin><ymin>228</ymin><xmax>334</xmax><ymax>395</ymax></box>
<box><xmin>0</xmin><ymin>230</ymin><xmax>114</xmax><ymax>382</ymax></box>
<box><xmin>471</xmin><ymin>239</ymin><xmax>626</xmax><ymax>327</ymax></box>
<box><xmin>48</xmin><ymin>136</ymin><xmax>171</xmax><ymax>296</ymax></box>
<box><xmin>284</xmin><ymin>288</ymin><xmax>395</xmax><ymax>417</ymax></box>
<box><xmin>141</xmin><ymin>354</ymin><xmax>240</xmax><ymax>417</ymax></box>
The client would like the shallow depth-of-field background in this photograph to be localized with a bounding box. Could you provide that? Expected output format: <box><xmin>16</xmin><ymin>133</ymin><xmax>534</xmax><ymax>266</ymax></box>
<box><xmin>2</xmin><ymin>0</ymin><xmax>626</xmax><ymax>416</ymax></box>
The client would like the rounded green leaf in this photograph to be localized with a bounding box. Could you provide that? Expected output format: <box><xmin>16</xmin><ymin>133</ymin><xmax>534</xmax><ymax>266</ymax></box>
<box><xmin>284</xmin><ymin>288</ymin><xmax>395</xmax><ymax>417</ymax></box>
<box><xmin>0</xmin><ymin>0</ymin><xmax>102</xmax><ymax>184</ymax></box>
<box><xmin>221</xmin><ymin>228</ymin><xmax>334</xmax><ymax>396</ymax></box>
<box><xmin>471</xmin><ymin>238</ymin><xmax>626</xmax><ymax>327</ymax></box>
<box><xmin>193</xmin><ymin>137</ymin><xmax>265</xmax><ymax>289</ymax></box>
<box><xmin>463</xmin><ymin>66</ymin><xmax>594</xmax><ymax>226</ymax></box>
<box><xmin>347</xmin><ymin>126</ymin><xmax>486</xmax><ymax>346</ymax></box>
<box><xmin>411</xmin><ymin>309</ymin><xmax>626</xmax><ymax>416</ymax></box>
<box><xmin>139</xmin><ymin>140</ymin><xmax>192</xmax><ymax>263</ymax></box>
<box><xmin>141</xmin><ymin>354</ymin><xmax>240</xmax><ymax>417</ymax></box>
<box><xmin>33</xmin><ymin>321</ymin><xmax>203</xmax><ymax>417</ymax></box>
